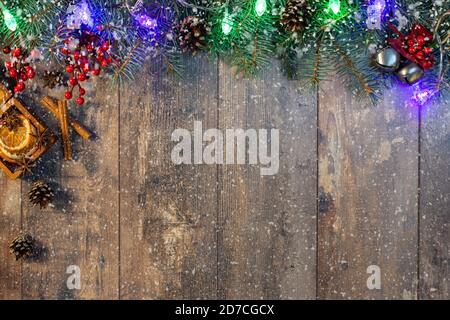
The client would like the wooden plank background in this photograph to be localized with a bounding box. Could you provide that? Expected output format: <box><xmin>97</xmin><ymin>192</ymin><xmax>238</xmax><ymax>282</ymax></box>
<box><xmin>0</xmin><ymin>56</ymin><xmax>449</xmax><ymax>299</ymax></box>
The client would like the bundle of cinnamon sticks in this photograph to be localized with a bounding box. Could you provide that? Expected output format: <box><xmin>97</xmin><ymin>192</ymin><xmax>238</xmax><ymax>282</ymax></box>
<box><xmin>41</xmin><ymin>96</ymin><xmax>92</xmax><ymax>160</ymax></box>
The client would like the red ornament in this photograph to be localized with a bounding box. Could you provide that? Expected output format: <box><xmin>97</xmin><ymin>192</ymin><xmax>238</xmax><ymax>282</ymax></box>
<box><xmin>79</xmin><ymin>87</ymin><xmax>86</xmax><ymax>96</ymax></box>
<box><xmin>76</xmin><ymin>97</ymin><xmax>85</xmax><ymax>105</ymax></box>
<box><xmin>65</xmin><ymin>91</ymin><xmax>73</xmax><ymax>100</ymax></box>
<box><xmin>388</xmin><ymin>23</ymin><xmax>435</xmax><ymax>70</ymax></box>
<box><xmin>20</xmin><ymin>73</ymin><xmax>28</xmax><ymax>81</ymax></box>
<box><xmin>92</xmin><ymin>69</ymin><xmax>100</xmax><ymax>76</ymax></box>
<box><xmin>74</xmin><ymin>51</ymin><xmax>81</xmax><ymax>60</ymax></box>
<box><xmin>66</xmin><ymin>65</ymin><xmax>74</xmax><ymax>73</ymax></box>
<box><xmin>3</xmin><ymin>46</ymin><xmax>11</xmax><ymax>54</ymax></box>
<box><xmin>78</xmin><ymin>73</ymin><xmax>87</xmax><ymax>81</ymax></box>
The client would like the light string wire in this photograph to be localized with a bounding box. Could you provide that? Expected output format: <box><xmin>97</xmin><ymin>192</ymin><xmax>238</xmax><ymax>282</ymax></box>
<box><xmin>433</xmin><ymin>10</ymin><xmax>450</xmax><ymax>90</ymax></box>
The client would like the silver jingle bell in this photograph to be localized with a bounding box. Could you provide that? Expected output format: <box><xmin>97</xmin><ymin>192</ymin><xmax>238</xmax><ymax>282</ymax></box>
<box><xmin>374</xmin><ymin>47</ymin><xmax>401</xmax><ymax>71</ymax></box>
<box><xmin>396</xmin><ymin>62</ymin><xmax>424</xmax><ymax>85</ymax></box>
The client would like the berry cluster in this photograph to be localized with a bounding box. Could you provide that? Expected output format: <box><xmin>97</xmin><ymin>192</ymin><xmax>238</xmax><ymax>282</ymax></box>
<box><xmin>60</xmin><ymin>30</ymin><xmax>113</xmax><ymax>106</ymax></box>
<box><xmin>389</xmin><ymin>23</ymin><xmax>435</xmax><ymax>71</ymax></box>
<box><xmin>403</xmin><ymin>34</ymin><xmax>433</xmax><ymax>69</ymax></box>
<box><xmin>3</xmin><ymin>46</ymin><xmax>36</xmax><ymax>94</ymax></box>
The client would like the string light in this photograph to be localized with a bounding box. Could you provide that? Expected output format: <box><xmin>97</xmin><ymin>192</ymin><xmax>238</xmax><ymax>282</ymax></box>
<box><xmin>222</xmin><ymin>11</ymin><xmax>232</xmax><ymax>35</ymax></box>
<box><xmin>255</xmin><ymin>0</ymin><xmax>267</xmax><ymax>17</ymax></box>
<box><xmin>327</xmin><ymin>0</ymin><xmax>341</xmax><ymax>15</ymax></box>
<box><xmin>0</xmin><ymin>2</ymin><xmax>17</xmax><ymax>32</ymax></box>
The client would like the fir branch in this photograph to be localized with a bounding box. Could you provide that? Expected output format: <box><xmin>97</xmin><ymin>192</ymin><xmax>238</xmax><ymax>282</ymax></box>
<box><xmin>333</xmin><ymin>43</ymin><xmax>375</xmax><ymax>97</ymax></box>
<box><xmin>113</xmin><ymin>38</ymin><xmax>144</xmax><ymax>81</ymax></box>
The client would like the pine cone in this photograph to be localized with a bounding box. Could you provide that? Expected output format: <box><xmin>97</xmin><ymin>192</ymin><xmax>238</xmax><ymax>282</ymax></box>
<box><xmin>29</xmin><ymin>181</ymin><xmax>54</xmax><ymax>209</ymax></box>
<box><xmin>280</xmin><ymin>0</ymin><xmax>309</xmax><ymax>33</ymax></box>
<box><xmin>9</xmin><ymin>233</ymin><xmax>34</xmax><ymax>260</ymax></box>
<box><xmin>42</xmin><ymin>70</ymin><xmax>67</xmax><ymax>89</ymax></box>
<box><xmin>177</xmin><ymin>16</ymin><xmax>209</xmax><ymax>54</ymax></box>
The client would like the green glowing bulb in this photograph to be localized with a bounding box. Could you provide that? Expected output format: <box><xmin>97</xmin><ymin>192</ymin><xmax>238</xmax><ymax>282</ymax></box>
<box><xmin>222</xmin><ymin>12</ymin><xmax>232</xmax><ymax>35</ymax></box>
<box><xmin>255</xmin><ymin>0</ymin><xmax>267</xmax><ymax>16</ymax></box>
<box><xmin>327</xmin><ymin>0</ymin><xmax>341</xmax><ymax>15</ymax></box>
<box><xmin>0</xmin><ymin>3</ymin><xmax>17</xmax><ymax>31</ymax></box>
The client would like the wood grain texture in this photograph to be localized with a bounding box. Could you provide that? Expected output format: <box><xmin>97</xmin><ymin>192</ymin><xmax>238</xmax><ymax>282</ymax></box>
<box><xmin>20</xmin><ymin>78</ymin><xmax>119</xmax><ymax>299</ymax></box>
<box><xmin>0</xmin><ymin>179</ymin><xmax>21</xmax><ymax>299</ymax></box>
<box><xmin>419</xmin><ymin>101</ymin><xmax>450</xmax><ymax>299</ymax></box>
<box><xmin>119</xmin><ymin>57</ymin><xmax>219</xmax><ymax>299</ymax></box>
<box><xmin>217</xmin><ymin>61</ymin><xmax>317</xmax><ymax>299</ymax></box>
<box><xmin>318</xmin><ymin>81</ymin><xmax>419</xmax><ymax>299</ymax></box>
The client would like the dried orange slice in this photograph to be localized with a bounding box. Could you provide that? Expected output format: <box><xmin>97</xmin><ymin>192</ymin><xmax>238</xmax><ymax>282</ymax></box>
<box><xmin>0</xmin><ymin>115</ymin><xmax>37</xmax><ymax>162</ymax></box>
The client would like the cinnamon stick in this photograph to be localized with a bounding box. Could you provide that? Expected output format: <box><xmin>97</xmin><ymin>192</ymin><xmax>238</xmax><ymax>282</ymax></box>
<box><xmin>57</xmin><ymin>100</ymin><xmax>72</xmax><ymax>160</ymax></box>
<box><xmin>40</xmin><ymin>96</ymin><xmax>92</xmax><ymax>140</ymax></box>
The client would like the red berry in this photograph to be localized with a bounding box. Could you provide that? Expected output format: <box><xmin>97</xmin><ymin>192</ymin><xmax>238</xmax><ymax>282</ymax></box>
<box><xmin>74</xmin><ymin>51</ymin><xmax>81</xmax><ymax>60</ymax></box>
<box><xmin>69</xmin><ymin>77</ymin><xmax>78</xmax><ymax>86</ymax></box>
<box><xmin>20</xmin><ymin>72</ymin><xmax>28</xmax><ymax>81</ymax></box>
<box><xmin>15</xmin><ymin>82</ymin><xmax>25</xmax><ymax>92</ymax></box>
<box><xmin>78</xmin><ymin>73</ymin><xmax>87</xmax><ymax>81</ymax></box>
<box><xmin>65</xmin><ymin>91</ymin><xmax>73</xmax><ymax>99</ymax></box>
<box><xmin>407</xmin><ymin>39</ymin><xmax>414</xmax><ymax>47</ymax></box>
<box><xmin>76</xmin><ymin>97</ymin><xmax>85</xmax><ymax>105</ymax></box>
<box><xmin>106</xmin><ymin>56</ymin><xmax>113</xmax><ymax>63</ymax></box>
<box><xmin>12</xmin><ymin>48</ymin><xmax>22</xmax><ymax>58</ymax></box>
<box><xmin>101</xmin><ymin>60</ymin><xmax>109</xmax><ymax>67</ymax></box>
<box><xmin>423</xmin><ymin>61</ymin><xmax>432</xmax><ymax>69</ymax></box>
<box><xmin>5</xmin><ymin>61</ymin><xmax>13</xmax><ymax>69</ymax></box>
<box><xmin>9</xmin><ymin>69</ymin><xmax>17</xmax><ymax>78</ymax></box>
<box><xmin>3</xmin><ymin>46</ymin><xmax>11</xmax><ymax>54</ymax></box>
<box><xmin>416</xmin><ymin>36</ymin><xmax>425</xmax><ymax>46</ymax></box>
<box><xmin>408</xmin><ymin>46</ymin><xmax>416</xmax><ymax>54</ymax></box>
<box><xmin>60</xmin><ymin>48</ymin><xmax>70</xmax><ymax>55</ymax></box>
<box><xmin>82</xmin><ymin>64</ymin><xmax>90</xmax><ymax>72</ymax></box>
<box><xmin>415</xmin><ymin>51</ymin><xmax>425</xmax><ymax>60</ymax></box>
<box><xmin>79</xmin><ymin>87</ymin><xmax>86</xmax><ymax>96</ymax></box>
<box><xmin>92</xmin><ymin>69</ymin><xmax>100</xmax><ymax>76</ymax></box>
<box><xmin>424</xmin><ymin>47</ymin><xmax>432</xmax><ymax>54</ymax></box>
<box><xmin>66</xmin><ymin>65</ymin><xmax>74</xmax><ymax>73</ymax></box>
<box><xmin>101</xmin><ymin>42</ymin><xmax>110</xmax><ymax>52</ymax></box>
<box><xmin>65</xmin><ymin>91</ymin><xmax>73</xmax><ymax>100</ymax></box>
<box><xmin>86</xmin><ymin>44</ymin><xmax>94</xmax><ymax>52</ymax></box>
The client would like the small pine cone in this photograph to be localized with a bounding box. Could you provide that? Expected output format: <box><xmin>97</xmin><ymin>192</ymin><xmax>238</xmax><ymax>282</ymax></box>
<box><xmin>177</xmin><ymin>16</ymin><xmax>209</xmax><ymax>54</ymax></box>
<box><xmin>9</xmin><ymin>233</ymin><xmax>34</xmax><ymax>260</ymax></box>
<box><xmin>29</xmin><ymin>181</ymin><xmax>54</xmax><ymax>209</ymax></box>
<box><xmin>280</xmin><ymin>0</ymin><xmax>309</xmax><ymax>33</ymax></box>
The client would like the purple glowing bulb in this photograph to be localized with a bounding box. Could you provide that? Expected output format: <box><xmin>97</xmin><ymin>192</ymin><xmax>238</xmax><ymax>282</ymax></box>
<box><xmin>136</xmin><ymin>14</ymin><xmax>158</xmax><ymax>29</ymax></box>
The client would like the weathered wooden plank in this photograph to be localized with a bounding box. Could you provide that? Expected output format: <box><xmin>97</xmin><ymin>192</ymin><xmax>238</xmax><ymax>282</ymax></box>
<box><xmin>20</xmin><ymin>78</ymin><xmax>119</xmax><ymax>299</ymax></box>
<box><xmin>119</xmin><ymin>57</ymin><xmax>218</xmax><ymax>299</ymax></box>
<box><xmin>0</xmin><ymin>178</ymin><xmax>21</xmax><ymax>299</ymax></box>
<box><xmin>217</xmin><ymin>61</ymin><xmax>317</xmax><ymax>299</ymax></box>
<box><xmin>419</xmin><ymin>100</ymin><xmax>450</xmax><ymax>299</ymax></box>
<box><xmin>318</xmin><ymin>81</ymin><xmax>419</xmax><ymax>299</ymax></box>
